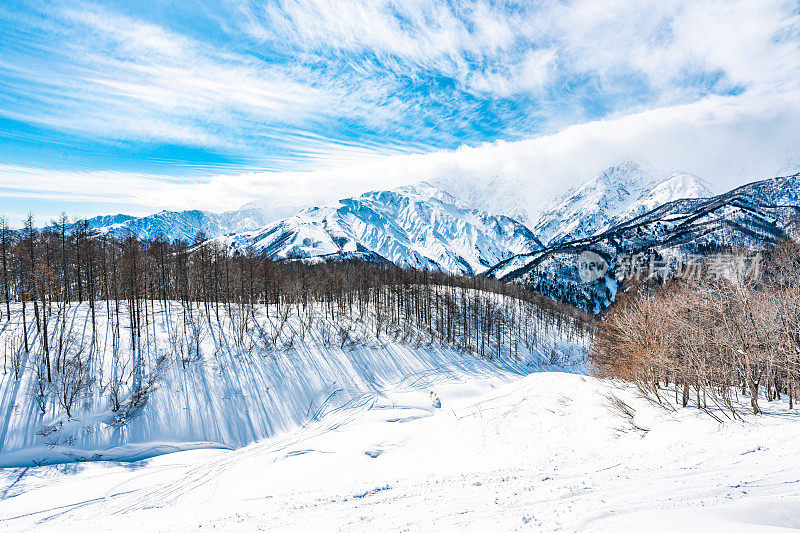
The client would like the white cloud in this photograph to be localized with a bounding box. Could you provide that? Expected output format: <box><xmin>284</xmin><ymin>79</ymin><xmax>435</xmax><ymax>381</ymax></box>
<box><xmin>241</xmin><ymin>0</ymin><xmax>800</xmax><ymax>99</ymax></box>
<box><xmin>4</xmin><ymin>89</ymin><xmax>799</xmax><ymax>222</ymax></box>
<box><xmin>541</xmin><ymin>0</ymin><xmax>800</xmax><ymax>95</ymax></box>
<box><xmin>465</xmin><ymin>48</ymin><xmax>556</xmax><ymax>97</ymax></box>
<box><xmin>2</xmin><ymin>0</ymin><xmax>800</xmax><ymax>224</ymax></box>
<box><xmin>3</xmin><ymin>0</ymin><xmax>799</xmax><ymax>158</ymax></box>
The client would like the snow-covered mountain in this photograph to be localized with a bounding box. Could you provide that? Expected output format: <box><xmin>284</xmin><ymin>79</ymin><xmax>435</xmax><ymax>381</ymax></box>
<box><xmin>532</xmin><ymin>162</ymin><xmax>658</xmax><ymax>245</ymax></box>
<box><xmin>605</xmin><ymin>171</ymin><xmax>715</xmax><ymax>228</ymax></box>
<box><xmin>489</xmin><ymin>172</ymin><xmax>800</xmax><ymax>312</ymax></box>
<box><xmin>63</xmin><ymin>204</ymin><xmax>305</xmax><ymax>243</ymax></box>
<box><xmin>531</xmin><ymin>162</ymin><xmax>715</xmax><ymax>246</ymax></box>
<box><xmin>217</xmin><ymin>184</ymin><xmax>543</xmax><ymax>275</ymax></box>
<box><xmin>425</xmin><ymin>175</ymin><xmax>531</xmax><ymax>224</ymax></box>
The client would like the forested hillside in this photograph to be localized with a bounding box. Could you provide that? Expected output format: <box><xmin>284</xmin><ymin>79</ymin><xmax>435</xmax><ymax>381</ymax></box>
<box><xmin>0</xmin><ymin>216</ymin><xmax>590</xmax><ymax>466</ymax></box>
<box><xmin>592</xmin><ymin>239</ymin><xmax>800</xmax><ymax>416</ymax></box>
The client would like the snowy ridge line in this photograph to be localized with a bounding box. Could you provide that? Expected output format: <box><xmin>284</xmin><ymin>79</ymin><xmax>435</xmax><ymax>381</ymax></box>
<box><xmin>39</xmin><ymin>204</ymin><xmax>307</xmax><ymax>244</ymax></box>
<box><xmin>211</xmin><ymin>183</ymin><xmax>543</xmax><ymax>275</ymax></box>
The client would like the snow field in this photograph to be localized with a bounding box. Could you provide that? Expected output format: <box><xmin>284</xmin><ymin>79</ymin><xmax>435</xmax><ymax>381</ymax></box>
<box><xmin>2</xmin><ymin>372</ymin><xmax>800</xmax><ymax>531</ymax></box>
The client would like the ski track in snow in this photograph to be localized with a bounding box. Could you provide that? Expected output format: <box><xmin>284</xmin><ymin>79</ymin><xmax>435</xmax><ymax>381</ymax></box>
<box><xmin>2</xmin><ymin>372</ymin><xmax>800</xmax><ymax>532</ymax></box>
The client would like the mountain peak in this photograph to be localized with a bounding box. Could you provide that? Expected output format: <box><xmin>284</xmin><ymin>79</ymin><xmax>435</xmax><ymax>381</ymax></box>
<box><xmin>532</xmin><ymin>162</ymin><xmax>657</xmax><ymax>245</ymax></box>
<box><xmin>627</xmin><ymin>172</ymin><xmax>714</xmax><ymax>214</ymax></box>
<box><xmin>532</xmin><ymin>163</ymin><xmax>717</xmax><ymax>246</ymax></box>
<box><xmin>595</xmin><ymin>160</ymin><xmax>649</xmax><ymax>181</ymax></box>
<box><xmin>656</xmin><ymin>171</ymin><xmax>714</xmax><ymax>195</ymax></box>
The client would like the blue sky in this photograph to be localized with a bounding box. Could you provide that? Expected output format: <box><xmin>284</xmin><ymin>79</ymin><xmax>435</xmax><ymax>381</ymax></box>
<box><xmin>1</xmin><ymin>0</ymin><xmax>800</xmax><ymax>222</ymax></box>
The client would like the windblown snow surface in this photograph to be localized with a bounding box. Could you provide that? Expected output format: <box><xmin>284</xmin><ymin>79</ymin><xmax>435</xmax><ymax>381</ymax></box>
<box><xmin>1</xmin><ymin>303</ymin><xmax>799</xmax><ymax>531</ymax></box>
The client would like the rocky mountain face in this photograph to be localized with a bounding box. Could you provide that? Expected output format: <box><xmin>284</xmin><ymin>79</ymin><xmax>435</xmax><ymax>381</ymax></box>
<box><xmin>215</xmin><ymin>184</ymin><xmax>543</xmax><ymax>275</ymax></box>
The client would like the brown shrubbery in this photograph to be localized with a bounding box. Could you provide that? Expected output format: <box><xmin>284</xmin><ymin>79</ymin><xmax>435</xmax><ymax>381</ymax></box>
<box><xmin>591</xmin><ymin>239</ymin><xmax>800</xmax><ymax>416</ymax></box>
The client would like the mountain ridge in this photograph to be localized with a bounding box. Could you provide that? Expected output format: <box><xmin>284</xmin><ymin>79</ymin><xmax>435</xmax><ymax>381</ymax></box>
<box><xmin>530</xmin><ymin>162</ymin><xmax>716</xmax><ymax>246</ymax></box>
<box><xmin>45</xmin><ymin>204</ymin><xmax>306</xmax><ymax>243</ymax></box>
<box><xmin>488</xmin><ymin>172</ymin><xmax>800</xmax><ymax>312</ymax></box>
<box><xmin>215</xmin><ymin>183</ymin><xmax>543</xmax><ymax>275</ymax></box>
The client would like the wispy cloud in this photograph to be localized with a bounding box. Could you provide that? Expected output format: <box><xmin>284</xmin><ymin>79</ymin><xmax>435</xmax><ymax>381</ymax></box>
<box><xmin>1</xmin><ymin>0</ymin><xmax>799</xmax><ymax>218</ymax></box>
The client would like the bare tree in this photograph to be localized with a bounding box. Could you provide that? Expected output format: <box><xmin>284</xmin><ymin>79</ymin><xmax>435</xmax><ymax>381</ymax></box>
<box><xmin>57</xmin><ymin>347</ymin><xmax>91</xmax><ymax>418</ymax></box>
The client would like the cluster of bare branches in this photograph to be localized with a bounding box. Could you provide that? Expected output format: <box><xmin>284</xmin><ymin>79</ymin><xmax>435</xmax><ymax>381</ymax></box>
<box><xmin>592</xmin><ymin>239</ymin><xmax>800</xmax><ymax>416</ymax></box>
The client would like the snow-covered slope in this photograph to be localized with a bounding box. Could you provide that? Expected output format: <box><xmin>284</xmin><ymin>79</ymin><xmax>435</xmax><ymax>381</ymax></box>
<box><xmin>4</xmin><ymin>371</ymin><xmax>800</xmax><ymax>531</ymax></box>
<box><xmin>0</xmin><ymin>294</ymin><xmax>581</xmax><ymax>468</ymax></box>
<box><xmin>607</xmin><ymin>171</ymin><xmax>714</xmax><ymax>227</ymax></box>
<box><xmin>218</xmin><ymin>184</ymin><xmax>543</xmax><ymax>275</ymax></box>
<box><xmin>85</xmin><ymin>209</ymin><xmax>218</xmax><ymax>242</ymax></box>
<box><xmin>532</xmin><ymin>163</ymin><xmax>715</xmax><ymax>246</ymax></box>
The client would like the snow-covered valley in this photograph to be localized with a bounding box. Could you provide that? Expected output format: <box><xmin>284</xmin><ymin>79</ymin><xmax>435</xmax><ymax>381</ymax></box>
<box><xmin>3</xmin><ymin>371</ymin><xmax>800</xmax><ymax>532</ymax></box>
<box><xmin>0</xmin><ymin>299</ymin><xmax>798</xmax><ymax>531</ymax></box>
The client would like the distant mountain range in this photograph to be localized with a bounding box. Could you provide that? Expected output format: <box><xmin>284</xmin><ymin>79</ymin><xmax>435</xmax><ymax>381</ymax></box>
<box><xmin>52</xmin><ymin>204</ymin><xmax>305</xmax><ymax>243</ymax></box>
<box><xmin>56</xmin><ymin>161</ymin><xmax>800</xmax><ymax>310</ymax></box>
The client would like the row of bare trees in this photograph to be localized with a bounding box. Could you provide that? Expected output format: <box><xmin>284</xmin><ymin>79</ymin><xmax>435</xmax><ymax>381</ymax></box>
<box><xmin>592</xmin><ymin>239</ymin><xmax>800</xmax><ymax>416</ymax></box>
<box><xmin>0</xmin><ymin>216</ymin><xmax>588</xmax><ymax>317</ymax></box>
